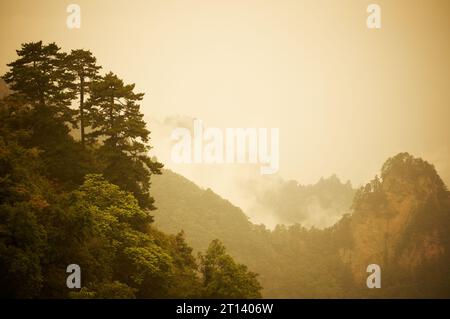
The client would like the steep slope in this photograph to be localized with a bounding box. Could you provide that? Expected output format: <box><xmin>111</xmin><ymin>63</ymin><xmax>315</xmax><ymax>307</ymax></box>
<box><xmin>151</xmin><ymin>169</ymin><xmax>272</xmax><ymax>270</ymax></box>
<box><xmin>151</xmin><ymin>153</ymin><xmax>450</xmax><ymax>298</ymax></box>
<box><xmin>152</xmin><ymin>170</ymin><xmax>352</xmax><ymax>297</ymax></box>
<box><xmin>152</xmin><ymin>170</ymin><xmax>283</xmax><ymax>296</ymax></box>
<box><xmin>336</xmin><ymin>153</ymin><xmax>450</xmax><ymax>297</ymax></box>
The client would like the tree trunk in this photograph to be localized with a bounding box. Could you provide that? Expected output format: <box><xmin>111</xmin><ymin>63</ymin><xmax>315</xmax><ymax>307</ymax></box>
<box><xmin>110</xmin><ymin>93</ymin><xmax>116</xmax><ymax>146</ymax></box>
<box><xmin>80</xmin><ymin>77</ymin><xmax>85</xmax><ymax>147</ymax></box>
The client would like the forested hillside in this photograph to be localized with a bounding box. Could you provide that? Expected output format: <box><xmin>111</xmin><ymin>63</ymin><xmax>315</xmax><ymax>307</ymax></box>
<box><xmin>1</xmin><ymin>41</ymin><xmax>449</xmax><ymax>299</ymax></box>
<box><xmin>153</xmin><ymin>154</ymin><xmax>450</xmax><ymax>298</ymax></box>
<box><xmin>153</xmin><ymin>169</ymin><xmax>351</xmax><ymax>297</ymax></box>
<box><xmin>0</xmin><ymin>42</ymin><xmax>261</xmax><ymax>298</ymax></box>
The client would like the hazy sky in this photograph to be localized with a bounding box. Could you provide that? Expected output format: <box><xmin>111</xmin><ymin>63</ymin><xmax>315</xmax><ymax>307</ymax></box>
<box><xmin>1</xmin><ymin>0</ymin><xmax>449</xmax><ymax>195</ymax></box>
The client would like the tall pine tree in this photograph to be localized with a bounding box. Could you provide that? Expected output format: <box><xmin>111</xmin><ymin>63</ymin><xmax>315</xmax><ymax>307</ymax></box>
<box><xmin>3</xmin><ymin>41</ymin><xmax>75</xmax><ymax>122</ymax></box>
<box><xmin>2</xmin><ymin>42</ymin><xmax>90</xmax><ymax>185</ymax></box>
<box><xmin>65</xmin><ymin>49</ymin><xmax>101</xmax><ymax>147</ymax></box>
<box><xmin>87</xmin><ymin>72</ymin><xmax>163</xmax><ymax>209</ymax></box>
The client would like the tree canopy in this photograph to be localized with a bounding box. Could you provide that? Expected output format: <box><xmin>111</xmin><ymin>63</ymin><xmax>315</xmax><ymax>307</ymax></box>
<box><xmin>0</xmin><ymin>41</ymin><xmax>262</xmax><ymax>299</ymax></box>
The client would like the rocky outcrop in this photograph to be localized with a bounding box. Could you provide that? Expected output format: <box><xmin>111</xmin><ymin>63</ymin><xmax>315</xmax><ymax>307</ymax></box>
<box><xmin>339</xmin><ymin>153</ymin><xmax>450</xmax><ymax>296</ymax></box>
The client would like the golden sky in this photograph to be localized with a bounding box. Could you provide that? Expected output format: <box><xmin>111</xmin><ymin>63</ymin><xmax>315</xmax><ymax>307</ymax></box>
<box><xmin>1</xmin><ymin>0</ymin><xmax>449</xmax><ymax>190</ymax></box>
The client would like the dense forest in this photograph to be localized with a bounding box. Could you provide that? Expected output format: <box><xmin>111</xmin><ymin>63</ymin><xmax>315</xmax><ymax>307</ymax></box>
<box><xmin>1</xmin><ymin>42</ymin><xmax>450</xmax><ymax>299</ymax></box>
<box><xmin>0</xmin><ymin>42</ymin><xmax>261</xmax><ymax>298</ymax></box>
<box><xmin>153</xmin><ymin>155</ymin><xmax>450</xmax><ymax>298</ymax></box>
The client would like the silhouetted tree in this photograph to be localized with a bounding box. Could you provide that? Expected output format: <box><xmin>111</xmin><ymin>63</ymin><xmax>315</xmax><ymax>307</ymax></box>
<box><xmin>86</xmin><ymin>72</ymin><xmax>163</xmax><ymax>209</ymax></box>
<box><xmin>66</xmin><ymin>49</ymin><xmax>101</xmax><ymax>147</ymax></box>
<box><xmin>3</xmin><ymin>41</ymin><xmax>75</xmax><ymax>121</ymax></box>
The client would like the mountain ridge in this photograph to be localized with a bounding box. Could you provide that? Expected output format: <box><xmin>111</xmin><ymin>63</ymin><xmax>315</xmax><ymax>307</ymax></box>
<box><xmin>152</xmin><ymin>153</ymin><xmax>450</xmax><ymax>298</ymax></box>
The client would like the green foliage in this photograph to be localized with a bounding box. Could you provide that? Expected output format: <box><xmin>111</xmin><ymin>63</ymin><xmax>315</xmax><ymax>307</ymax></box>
<box><xmin>200</xmin><ymin>239</ymin><xmax>262</xmax><ymax>298</ymax></box>
<box><xmin>86</xmin><ymin>72</ymin><xmax>163</xmax><ymax>209</ymax></box>
<box><xmin>152</xmin><ymin>169</ymin><xmax>350</xmax><ymax>298</ymax></box>
<box><xmin>0</xmin><ymin>203</ymin><xmax>46</xmax><ymax>298</ymax></box>
<box><xmin>4</xmin><ymin>41</ymin><xmax>448</xmax><ymax>300</ymax></box>
<box><xmin>86</xmin><ymin>72</ymin><xmax>145</xmax><ymax>145</ymax></box>
<box><xmin>0</xmin><ymin>41</ymin><xmax>259</xmax><ymax>299</ymax></box>
<box><xmin>65</xmin><ymin>49</ymin><xmax>101</xmax><ymax>147</ymax></box>
<box><xmin>3</xmin><ymin>41</ymin><xmax>75</xmax><ymax>121</ymax></box>
<box><xmin>2</xmin><ymin>43</ymin><xmax>94</xmax><ymax>187</ymax></box>
<box><xmin>0</xmin><ymin>103</ymin><xmax>50</xmax><ymax>297</ymax></box>
<box><xmin>152</xmin><ymin>161</ymin><xmax>450</xmax><ymax>298</ymax></box>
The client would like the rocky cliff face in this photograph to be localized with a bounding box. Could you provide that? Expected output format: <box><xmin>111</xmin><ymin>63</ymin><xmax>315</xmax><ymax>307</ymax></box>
<box><xmin>152</xmin><ymin>153</ymin><xmax>450</xmax><ymax>297</ymax></box>
<box><xmin>339</xmin><ymin>153</ymin><xmax>450</xmax><ymax>296</ymax></box>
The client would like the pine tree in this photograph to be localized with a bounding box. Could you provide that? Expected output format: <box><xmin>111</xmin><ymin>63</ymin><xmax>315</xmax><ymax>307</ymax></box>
<box><xmin>3</xmin><ymin>41</ymin><xmax>75</xmax><ymax>122</ymax></box>
<box><xmin>2</xmin><ymin>42</ymin><xmax>92</xmax><ymax>185</ymax></box>
<box><xmin>87</xmin><ymin>72</ymin><xmax>163</xmax><ymax>209</ymax></box>
<box><xmin>65</xmin><ymin>49</ymin><xmax>101</xmax><ymax>147</ymax></box>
